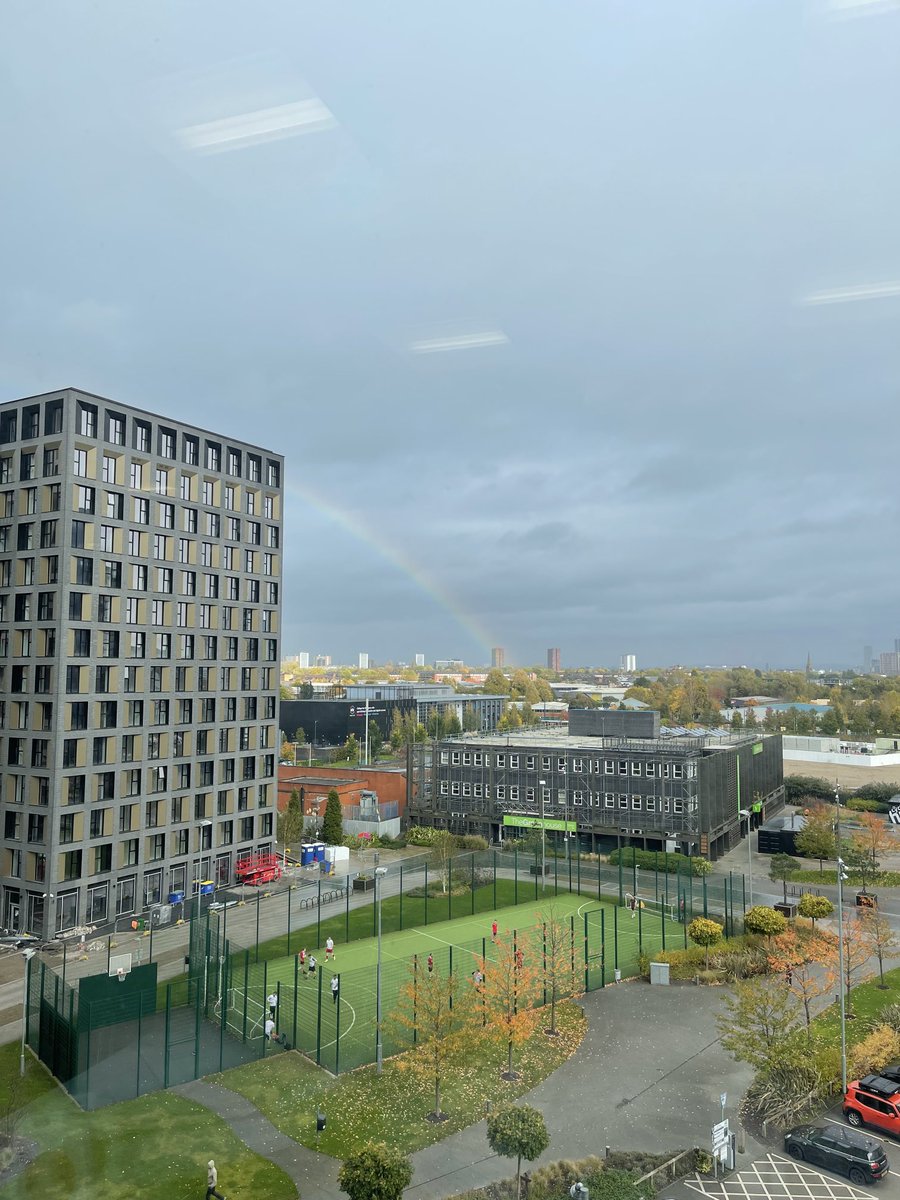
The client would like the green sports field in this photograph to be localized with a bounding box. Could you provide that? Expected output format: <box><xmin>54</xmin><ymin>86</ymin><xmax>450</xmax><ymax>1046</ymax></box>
<box><xmin>216</xmin><ymin>889</ymin><xmax>685</xmax><ymax>1073</ymax></box>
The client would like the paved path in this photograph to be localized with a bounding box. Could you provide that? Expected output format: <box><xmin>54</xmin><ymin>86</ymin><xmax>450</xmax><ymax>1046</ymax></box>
<box><xmin>173</xmin><ymin>1078</ymin><xmax>344</xmax><ymax>1200</ymax></box>
<box><xmin>176</xmin><ymin>981</ymin><xmax>761</xmax><ymax>1199</ymax></box>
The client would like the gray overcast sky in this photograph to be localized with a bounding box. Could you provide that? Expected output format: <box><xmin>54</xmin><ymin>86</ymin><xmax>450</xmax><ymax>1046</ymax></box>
<box><xmin>2</xmin><ymin>1</ymin><xmax>898</xmax><ymax>670</ymax></box>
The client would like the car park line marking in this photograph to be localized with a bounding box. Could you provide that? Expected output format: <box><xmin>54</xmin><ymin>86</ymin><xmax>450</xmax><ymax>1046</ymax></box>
<box><xmin>823</xmin><ymin>1116</ymin><xmax>889</xmax><ymax>1147</ymax></box>
<box><xmin>681</xmin><ymin>1152</ymin><xmax>877</xmax><ymax>1200</ymax></box>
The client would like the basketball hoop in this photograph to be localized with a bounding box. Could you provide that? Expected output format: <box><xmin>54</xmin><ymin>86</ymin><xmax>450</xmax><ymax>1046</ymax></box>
<box><xmin>116</xmin><ymin>967</ymin><xmax>126</xmax><ymax>983</ymax></box>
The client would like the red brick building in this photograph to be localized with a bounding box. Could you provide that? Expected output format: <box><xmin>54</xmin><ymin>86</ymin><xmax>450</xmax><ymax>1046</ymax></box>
<box><xmin>277</xmin><ymin>765</ymin><xmax>406</xmax><ymax>819</ymax></box>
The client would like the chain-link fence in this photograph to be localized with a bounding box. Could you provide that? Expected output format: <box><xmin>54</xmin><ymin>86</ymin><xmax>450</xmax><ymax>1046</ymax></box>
<box><xmin>25</xmin><ymin>848</ymin><xmax>747</xmax><ymax>1107</ymax></box>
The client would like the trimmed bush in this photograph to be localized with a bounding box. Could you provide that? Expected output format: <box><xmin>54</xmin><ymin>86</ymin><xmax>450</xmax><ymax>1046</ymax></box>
<box><xmin>797</xmin><ymin>894</ymin><xmax>833</xmax><ymax>924</ymax></box>
<box><xmin>743</xmin><ymin>906</ymin><xmax>788</xmax><ymax>937</ymax></box>
<box><xmin>608</xmin><ymin>847</ymin><xmax>711</xmax><ymax>877</ymax></box>
<box><xmin>846</xmin><ymin>797</ymin><xmax>888</xmax><ymax>813</ymax></box>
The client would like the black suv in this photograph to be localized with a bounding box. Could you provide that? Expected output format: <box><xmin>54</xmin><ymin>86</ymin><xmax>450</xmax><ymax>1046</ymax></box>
<box><xmin>784</xmin><ymin>1124</ymin><xmax>889</xmax><ymax>1184</ymax></box>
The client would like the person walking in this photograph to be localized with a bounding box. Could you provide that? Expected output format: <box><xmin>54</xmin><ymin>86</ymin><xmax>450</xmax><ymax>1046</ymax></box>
<box><xmin>265</xmin><ymin>1016</ymin><xmax>277</xmax><ymax>1043</ymax></box>
<box><xmin>427</xmin><ymin>953</ymin><xmax>434</xmax><ymax>973</ymax></box>
<box><xmin>308</xmin><ymin>954</ymin><xmax>317</xmax><ymax>980</ymax></box>
<box><xmin>331</xmin><ymin>974</ymin><xmax>340</xmax><ymax>1004</ymax></box>
<box><xmin>267</xmin><ymin>990</ymin><xmax>278</xmax><ymax>1020</ymax></box>
<box><xmin>205</xmin><ymin>1158</ymin><xmax>225</xmax><ymax>1200</ymax></box>
<box><xmin>629</xmin><ymin>895</ymin><xmax>637</xmax><ymax>920</ymax></box>
<box><xmin>325</xmin><ymin>936</ymin><xmax>335</xmax><ymax>961</ymax></box>
<box><xmin>298</xmin><ymin>947</ymin><xmax>307</xmax><ymax>976</ymax></box>
<box><xmin>491</xmin><ymin>920</ymin><xmax>498</xmax><ymax>942</ymax></box>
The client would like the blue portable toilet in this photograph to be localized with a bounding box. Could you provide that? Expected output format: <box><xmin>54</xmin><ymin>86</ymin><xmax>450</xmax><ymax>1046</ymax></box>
<box><xmin>300</xmin><ymin>845</ymin><xmax>314</xmax><ymax>867</ymax></box>
<box><xmin>313</xmin><ymin>842</ymin><xmax>326</xmax><ymax>863</ymax></box>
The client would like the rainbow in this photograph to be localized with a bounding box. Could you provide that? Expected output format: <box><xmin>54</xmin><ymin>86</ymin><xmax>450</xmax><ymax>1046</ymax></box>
<box><xmin>284</xmin><ymin>480</ymin><xmax>496</xmax><ymax>655</ymax></box>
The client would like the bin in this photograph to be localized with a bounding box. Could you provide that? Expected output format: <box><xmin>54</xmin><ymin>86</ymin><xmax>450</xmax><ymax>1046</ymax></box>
<box><xmin>199</xmin><ymin>881</ymin><xmax>215</xmax><ymax>896</ymax></box>
<box><xmin>300</xmin><ymin>845</ymin><xmax>314</xmax><ymax>867</ymax></box>
<box><xmin>168</xmin><ymin>891</ymin><xmax>185</xmax><ymax>905</ymax></box>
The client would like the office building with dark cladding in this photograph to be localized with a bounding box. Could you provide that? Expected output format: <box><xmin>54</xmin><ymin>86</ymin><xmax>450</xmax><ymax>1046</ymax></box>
<box><xmin>407</xmin><ymin>724</ymin><xmax>783</xmax><ymax>860</ymax></box>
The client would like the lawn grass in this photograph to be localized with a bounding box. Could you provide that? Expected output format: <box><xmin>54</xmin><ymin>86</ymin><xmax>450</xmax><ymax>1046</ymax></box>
<box><xmin>0</xmin><ymin>1045</ymin><xmax>297</xmax><ymax>1200</ymax></box>
<box><xmin>810</xmin><ymin>965</ymin><xmax>900</xmax><ymax>1046</ymax></box>
<box><xmin>212</xmin><ymin>998</ymin><xmax>587</xmax><ymax>1157</ymax></box>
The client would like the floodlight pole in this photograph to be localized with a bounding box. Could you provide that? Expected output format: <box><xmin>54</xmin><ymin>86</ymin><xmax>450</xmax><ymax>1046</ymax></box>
<box><xmin>739</xmin><ymin>809</ymin><xmax>753</xmax><ymax>906</ymax></box>
<box><xmin>375</xmin><ymin>867</ymin><xmax>388</xmax><ymax>1074</ymax></box>
<box><xmin>20</xmin><ymin>948</ymin><xmax>35</xmax><ymax>1076</ymax></box>
<box><xmin>837</xmin><ymin>856</ymin><xmax>848</xmax><ymax>1094</ymax></box>
<box><xmin>539</xmin><ymin>779</ymin><xmax>546</xmax><ymax>884</ymax></box>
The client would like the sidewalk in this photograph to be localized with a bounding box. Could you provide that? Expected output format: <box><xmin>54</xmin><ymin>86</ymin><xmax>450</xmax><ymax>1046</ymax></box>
<box><xmin>182</xmin><ymin>980</ymin><xmax>759</xmax><ymax>1200</ymax></box>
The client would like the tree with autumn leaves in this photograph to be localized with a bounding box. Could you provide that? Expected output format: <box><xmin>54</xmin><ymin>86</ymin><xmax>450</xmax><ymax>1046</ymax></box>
<box><xmin>767</xmin><ymin>928</ymin><xmax>837</xmax><ymax>1034</ymax></box>
<box><xmin>393</xmin><ymin>959</ymin><xmax>477</xmax><ymax>1121</ymax></box>
<box><xmin>474</xmin><ymin>929</ymin><xmax>544</xmax><ymax>1080</ymax></box>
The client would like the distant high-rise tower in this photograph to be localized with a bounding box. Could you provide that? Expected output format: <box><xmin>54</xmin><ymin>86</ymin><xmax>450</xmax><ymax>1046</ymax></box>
<box><xmin>298</xmin><ymin>651</ymin><xmax>310</xmax><ymax>669</ymax></box>
<box><xmin>864</xmin><ymin>645</ymin><xmax>873</xmax><ymax>673</ymax></box>
<box><xmin>415</xmin><ymin>653</ymin><xmax>425</xmax><ymax>668</ymax></box>
<box><xmin>620</xmin><ymin>654</ymin><xmax>637</xmax><ymax>673</ymax></box>
<box><xmin>358</xmin><ymin>652</ymin><xmax>369</xmax><ymax>670</ymax></box>
<box><xmin>491</xmin><ymin>647</ymin><xmax>505</xmax><ymax>670</ymax></box>
<box><xmin>547</xmin><ymin>647</ymin><xmax>561</xmax><ymax>671</ymax></box>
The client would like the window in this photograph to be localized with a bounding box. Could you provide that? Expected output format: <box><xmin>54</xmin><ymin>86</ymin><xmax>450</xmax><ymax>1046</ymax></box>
<box><xmin>133</xmin><ymin>419</ymin><xmax>150</xmax><ymax>452</ymax></box>
<box><xmin>40</xmin><ymin>519</ymin><xmax>57</xmax><ymax>547</ymax></box>
<box><xmin>133</xmin><ymin>496</ymin><xmax>149</xmax><ymax>524</ymax></box>
<box><xmin>159</xmin><ymin>502</ymin><xmax>175</xmax><ymax>529</ymax></box>
<box><xmin>106</xmin><ymin>412</ymin><xmax>125</xmax><ymax>445</ymax></box>
<box><xmin>73</xmin><ymin>448</ymin><xmax>88</xmax><ymax>477</ymax></box>
<box><xmin>158</xmin><ymin>427</ymin><xmax>176</xmax><ymax>458</ymax></box>
<box><xmin>66</xmin><ymin>665</ymin><xmax>83</xmax><ymax>694</ymax></box>
<box><xmin>183</xmin><ymin>435</ymin><xmax>198</xmax><ymax>465</ymax></box>
<box><xmin>73</xmin><ymin>629</ymin><xmax>91</xmax><ymax>656</ymax></box>
<box><xmin>125</xmin><ymin>597</ymin><xmax>140</xmax><ymax>624</ymax></box>
<box><xmin>75</xmin><ymin>485</ymin><xmax>95</xmax><ymax>514</ymax></box>
<box><xmin>43</xmin><ymin>446</ymin><xmax>59</xmax><ymax>476</ymax></box>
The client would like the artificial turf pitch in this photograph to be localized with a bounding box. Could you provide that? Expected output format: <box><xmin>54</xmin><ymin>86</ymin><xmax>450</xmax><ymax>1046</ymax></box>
<box><xmin>218</xmin><ymin>890</ymin><xmax>684</xmax><ymax>1073</ymax></box>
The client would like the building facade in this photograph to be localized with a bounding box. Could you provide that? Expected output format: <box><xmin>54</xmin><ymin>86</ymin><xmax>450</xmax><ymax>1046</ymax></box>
<box><xmin>547</xmin><ymin>647</ymin><xmax>560</xmax><ymax>671</ymax></box>
<box><xmin>408</xmin><ymin>727</ymin><xmax>784</xmax><ymax>860</ymax></box>
<box><xmin>281</xmin><ymin>683</ymin><xmax>505</xmax><ymax>748</ymax></box>
<box><xmin>0</xmin><ymin>389</ymin><xmax>283</xmax><ymax>937</ymax></box>
<box><xmin>491</xmin><ymin>647</ymin><xmax>505</xmax><ymax>670</ymax></box>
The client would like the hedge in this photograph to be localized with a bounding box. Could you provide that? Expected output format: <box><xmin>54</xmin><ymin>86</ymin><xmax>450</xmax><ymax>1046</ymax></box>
<box><xmin>608</xmin><ymin>846</ymin><xmax>709</xmax><ymax>877</ymax></box>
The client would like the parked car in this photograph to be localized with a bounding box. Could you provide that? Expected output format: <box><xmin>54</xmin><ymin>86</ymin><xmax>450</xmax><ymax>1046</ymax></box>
<box><xmin>844</xmin><ymin>1075</ymin><xmax>900</xmax><ymax>1138</ymax></box>
<box><xmin>784</xmin><ymin>1124</ymin><xmax>889</xmax><ymax>1184</ymax></box>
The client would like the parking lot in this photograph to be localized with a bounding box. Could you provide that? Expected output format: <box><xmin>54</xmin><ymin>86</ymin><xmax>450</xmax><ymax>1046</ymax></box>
<box><xmin>664</xmin><ymin>1108</ymin><xmax>900</xmax><ymax>1200</ymax></box>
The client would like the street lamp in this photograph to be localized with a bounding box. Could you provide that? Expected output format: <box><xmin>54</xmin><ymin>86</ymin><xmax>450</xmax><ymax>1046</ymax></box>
<box><xmin>538</xmin><ymin>780</ymin><xmax>546</xmax><ymax>882</ymax></box>
<box><xmin>374</xmin><ymin>866</ymin><xmax>388</xmax><ymax>1074</ymax></box>
<box><xmin>309</xmin><ymin>720</ymin><xmax>318</xmax><ymax>768</ymax></box>
<box><xmin>837</xmin><ymin>855</ymin><xmax>849</xmax><ymax>1093</ymax></box>
<box><xmin>20</xmin><ymin>947</ymin><xmax>35</xmax><ymax>1077</ymax></box>
<box><xmin>739</xmin><ymin>809</ymin><xmax>753</xmax><ymax>906</ymax></box>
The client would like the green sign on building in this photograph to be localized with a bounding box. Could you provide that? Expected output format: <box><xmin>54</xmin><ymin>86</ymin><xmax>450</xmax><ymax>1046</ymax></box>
<box><xmin>752</xmin><ymin>742</ymin><xmax>763</xmax><ymax>755</ymax></box>
<box><xmin>502</xmin><ymin>815</ymin><xmax>577</xmax><ymax>833</ymax></box>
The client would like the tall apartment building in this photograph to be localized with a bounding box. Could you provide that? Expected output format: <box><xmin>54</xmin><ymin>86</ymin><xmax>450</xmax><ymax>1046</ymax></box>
<box><xmin>414</xmin><ymin>653</ymin><xmax>425</xmax><ymax>668</ymax></box>
<box><xmin>491</xmin><ymin>647</ymin><xmax>505</xmax><ymax>670</ymax></box>
<box><xmin>620</xmin><ymin>653</ymin><xmax>636</xmax><ymax>673</ymax></box>
<box><xmin>547</xmin><ymin>647</ymin><xmax>560</xmax><ymax>672</ymax></box>
<box><xmin>0</xmin><ymin>389</ymin><xmax>283</xmax><ymax>938</ymax></box>
<box><xmin>358</xmin><ymin>652</ymin><xmax>369</xmax><ymax>670</ymax></box>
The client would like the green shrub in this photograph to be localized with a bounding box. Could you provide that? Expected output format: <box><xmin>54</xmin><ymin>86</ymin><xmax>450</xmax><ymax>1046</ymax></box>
<box><xmin>454</xmin><ymin>834</ymin><xmax>489</xmax><ymax>851</ymax></box>
<box><xmin>743</xmin><ymin>906</ymin><xmax>788</xmax><ymax>937</ymax></box>
<box><xmin>637</xmin><ymin>936</ymin><xmax>768</xmax><ymax>982</ymax></box>
<box><xmin>846</xmin><ymin>796</ymin><xmax>887</xmax><ymax>813</ymax></box>
<box><xmin>874</xmin><ymin>1004</ymin><xmax>900</xmax><ymax>1035</ymax></box>
<box><xmin>608</xmin><ymin>847</ymin><xmax>710</xmax><ymax>876</ymax></box>
<box><xmin>406</xmin><ymin>826</ymin><xmax>439</xmax><ymax>846</ymax></box>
